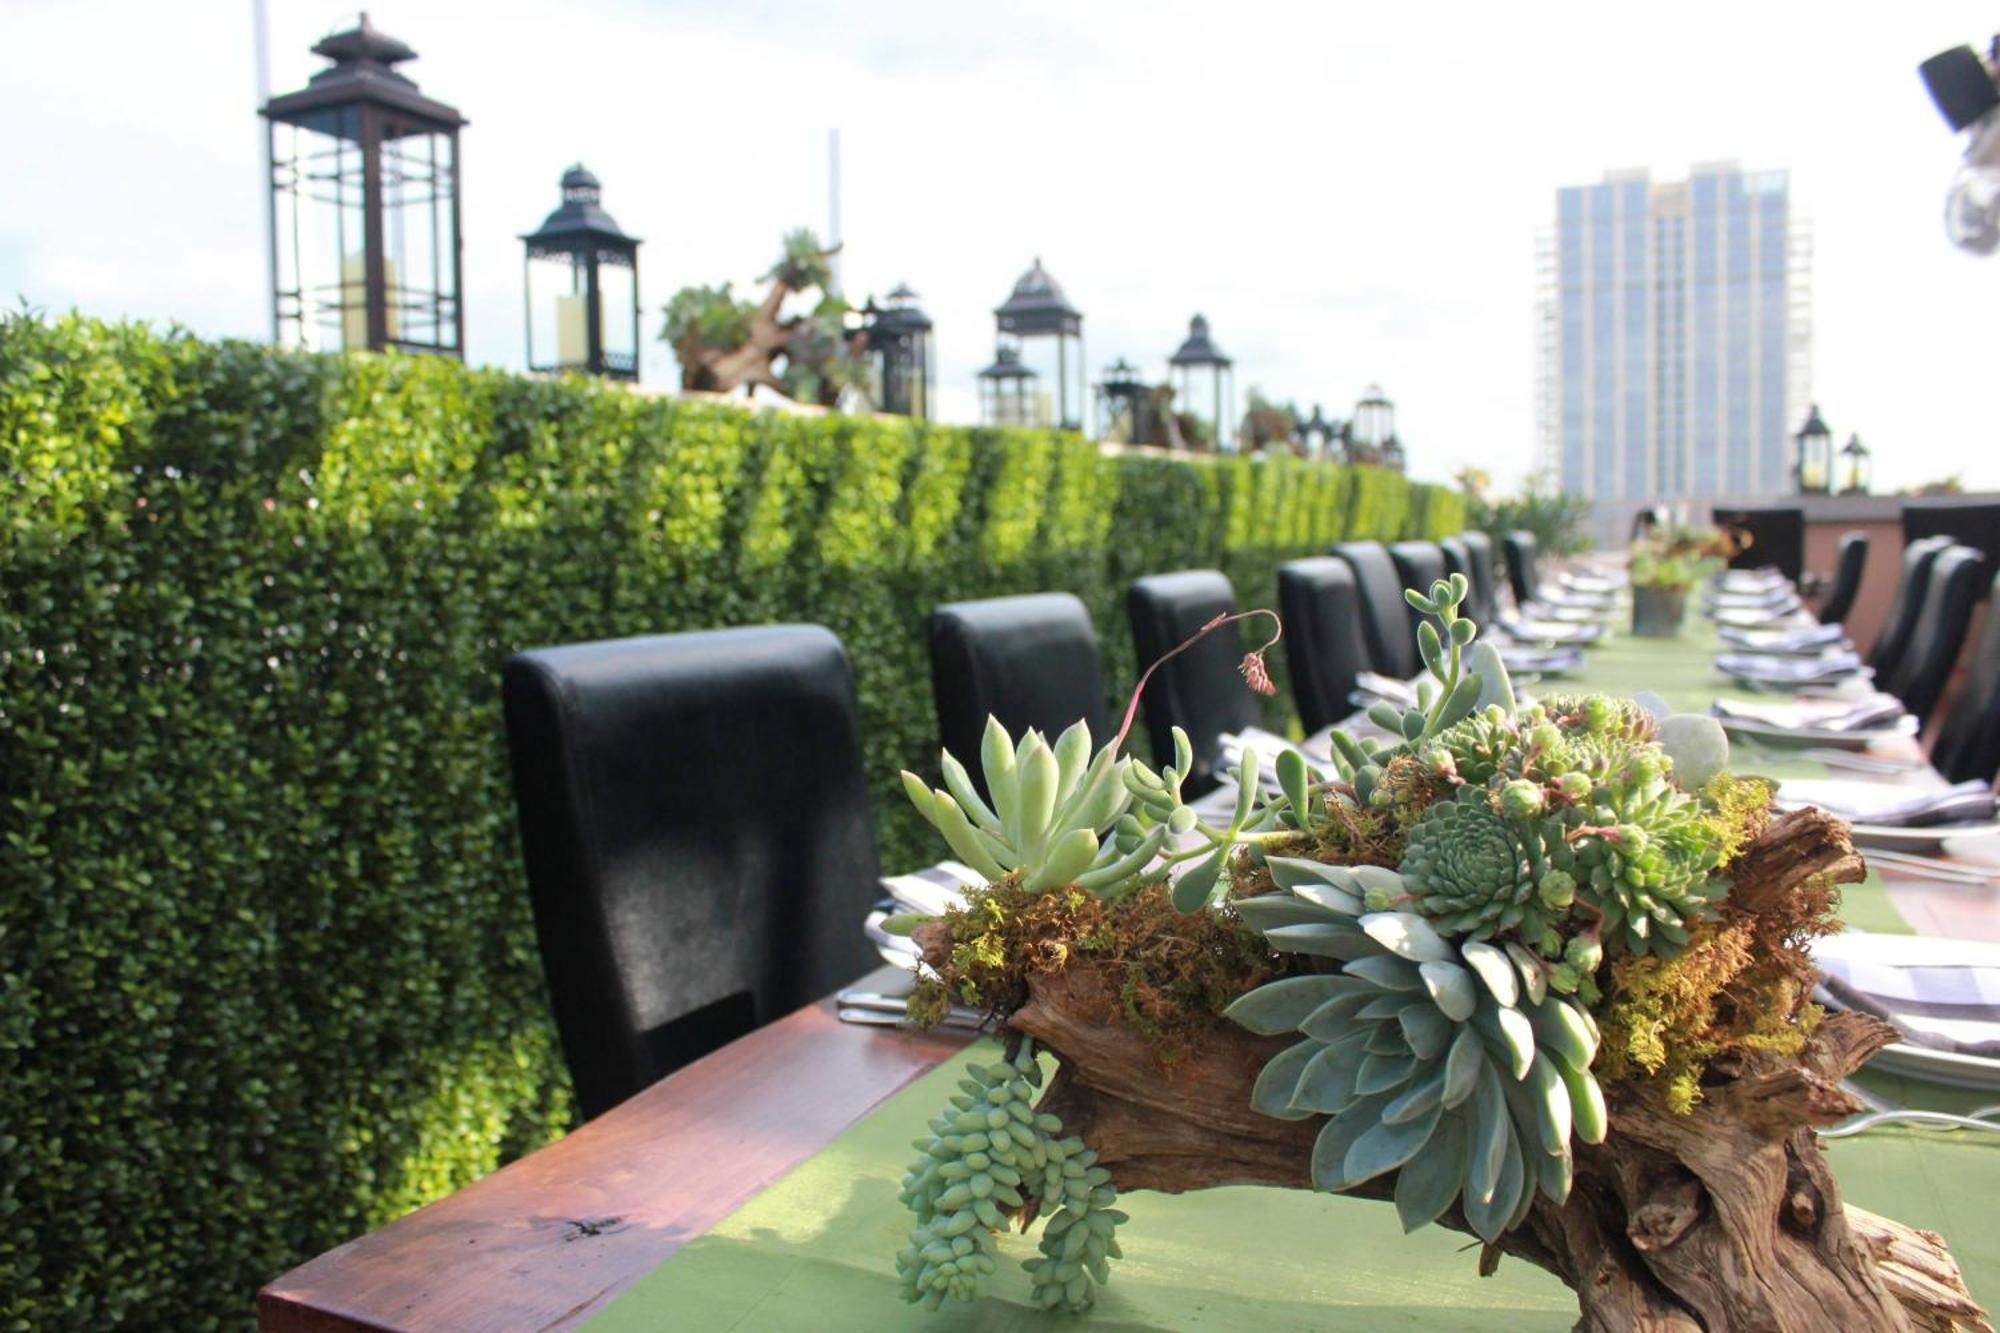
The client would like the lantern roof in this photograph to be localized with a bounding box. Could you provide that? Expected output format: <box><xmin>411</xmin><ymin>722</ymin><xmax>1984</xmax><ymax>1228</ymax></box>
<box><xmin>262</xmin><ymin>12</ymin><xmax>466</xmax><ymax>133</ymax></box>
<box><xmin>995</xmin><ymin>258</ymin><xmax>1082</xmax><ymax>335</ymax></box>
<box><xmin>1299</xmin><ymin>403</ymin><xmax>1336</xmax><ymax>436</ymax></box>
<box><xmin>864</xmin><ymin>283</ymin><xmax>932</xmax><ymax>336</ymax></box>
<box><xmin>1099</xmin><ymin>357</ymin><xmax>1144</xmax><ymax>387</ymax></box>
<box><xmin>978</xmin><ymin>345</ymin><xmax>1038</xmax><ymax>381</ymax></box>
<box><xmin>1796</xmin><ymin>403</ymin><xmax>1831</xmax><ymax>439</ymax></box>
<box><xmin>522</xmin><ymin>163</ymin><xmax>639</xmax><ymax>252</ymax></box>
<box><xmin>1169</xmin><ymin>314</ymin><xmax>1232</xmax><ymax>368</ymax></box>
<box><xmin>1841</xmin><ymin>432</ymin><xmax>1870</xmax><ymax>457</ymax></box>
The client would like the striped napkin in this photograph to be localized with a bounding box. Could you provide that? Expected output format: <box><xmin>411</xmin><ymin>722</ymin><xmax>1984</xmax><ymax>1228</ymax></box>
<box><xmin>1812</xmin><ymin>932</ymin><xmax>2000</xmax><ymax>1058</ymax></box>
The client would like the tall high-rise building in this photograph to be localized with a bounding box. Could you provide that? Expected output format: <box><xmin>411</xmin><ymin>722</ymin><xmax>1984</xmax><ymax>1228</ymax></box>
<box><xmin>1536</xmin><ymin>163</ymin><xmax>1812</xmax><ymax>545</ymax></box>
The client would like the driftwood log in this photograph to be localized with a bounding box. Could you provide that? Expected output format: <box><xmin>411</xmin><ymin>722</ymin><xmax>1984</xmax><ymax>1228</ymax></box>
<box><xmin>919</xmin><ymin>808</ymin><xmax>1990</xmax><ymax>1332</ymax></box>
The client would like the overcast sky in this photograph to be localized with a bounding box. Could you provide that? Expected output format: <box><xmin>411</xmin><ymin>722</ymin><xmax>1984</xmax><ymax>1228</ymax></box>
<box><xmin>2</xmin><ymin>0</ymin><xmax>1994</xmax><ymax>492</ymax></box>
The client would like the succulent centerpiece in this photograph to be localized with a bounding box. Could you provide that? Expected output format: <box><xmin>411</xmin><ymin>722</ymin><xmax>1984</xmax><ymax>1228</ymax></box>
<box><xmin>880</xmin><ymin>579</ymin><xmax>1988</xmax><ymax>1330</ymax></box>
<box><xmin>1630</xmin><ymin>527</ymin><xmax>1738</xmax><ymax>637</ymax></box>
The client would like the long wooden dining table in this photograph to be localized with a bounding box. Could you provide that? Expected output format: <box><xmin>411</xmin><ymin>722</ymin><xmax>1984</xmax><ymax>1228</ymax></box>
<box><xmin>258</xmin><ymin>605</ymin><xmax>2000</xmax><ymax>1331</ymax></box>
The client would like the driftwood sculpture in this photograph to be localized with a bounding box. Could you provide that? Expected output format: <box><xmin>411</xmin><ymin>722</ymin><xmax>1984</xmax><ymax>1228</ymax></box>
<box><xmin>933</xmin><ymin>809</ymin><xmax>1986</xmax><ymax>1332</ymax></box>
<box><xmin>887</xmin><ymin>580</ymin><xmax>1987</xmax><ymax>1330</ymax></box>
<box><xmin>662</xmin><ymin>229</ymin><xmax>864</xmax><ymax>403</ymax></box>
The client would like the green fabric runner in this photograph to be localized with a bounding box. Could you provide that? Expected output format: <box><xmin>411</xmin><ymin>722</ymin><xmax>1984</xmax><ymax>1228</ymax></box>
<box><xmin>590</xmin><ymin>613</ymin><xmax>1995</xmax><ymax>1329</ymax></box>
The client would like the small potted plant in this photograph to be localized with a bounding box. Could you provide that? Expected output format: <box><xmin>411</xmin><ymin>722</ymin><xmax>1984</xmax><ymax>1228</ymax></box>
<box><xmin>1629</xmin><ymin>528</ymin><xmax>1732</xmax><ymax>637</ymax></box>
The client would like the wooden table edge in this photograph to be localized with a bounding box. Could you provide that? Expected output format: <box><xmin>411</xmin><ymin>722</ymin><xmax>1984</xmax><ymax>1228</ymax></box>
<box><xmin>256</xmin><ymin>991</ymin><xmax>972</xmax><ymax>1332</ymax></box>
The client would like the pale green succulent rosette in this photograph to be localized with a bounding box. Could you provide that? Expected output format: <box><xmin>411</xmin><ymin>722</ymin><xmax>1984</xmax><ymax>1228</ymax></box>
<box><xmin>1226</xmin><ymin>857</ymin><xmax>1608</xmax><ymax>1244</ymax></box>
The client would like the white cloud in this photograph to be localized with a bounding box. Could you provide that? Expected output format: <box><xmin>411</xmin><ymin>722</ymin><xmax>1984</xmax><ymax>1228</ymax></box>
<box><xmin>2</xmin><ymin>0</ymin><xmax>1995</xmax><ymax>494</ymax></box>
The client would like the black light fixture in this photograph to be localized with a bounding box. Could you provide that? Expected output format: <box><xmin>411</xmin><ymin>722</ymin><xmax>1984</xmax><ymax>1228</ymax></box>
<box><xmin>1839</xmin><ymin>433</ymin><xmax>1873</xmax><ymax>495</ymax></box>
<box><xmin>1297</xmin><ymin>403</ymin><xmax>1339</xmax><ymax>460</ymax></box>
<box><xmin>1794</xmin><ymin>404</ymin><xmax>1833</xmax><ymax>494</ymax></box>
<box><xmin>1168</xmin><ymin>315</ymin><xmax>1235</xmax><ymax>451</ymax></box>
<box><xmin>262</xmin><ymin>13</ymin><xmax>465</xmax><ymax>356</ymax></box>
<box><xmin>521</xmin><ymin>165</ymin><xmax>641</xmax><ymax>380</ymax></box>
<box><xmin>1349</xmin><ymin>384</ymin><xmax>1396</xmax><ymax>464</ymax></box>
<box><xmin>860</xmin><ymin>284</ymin><xmax>934</xmax><ymax>419</ymax></box>
<box><xmin>1094</xmin><ymin>358</ymin><xmax>1154</xmax><ymax>444</ymax></box>
<box><xmin>978</xmin><ymin>345</ymin><xmax>1039</xmax><ymax>426</ymax></box>
<box><xmin>993</xmin><ymin>259</ymin><xmax>1084</xmax><ymax>430</ymax></box>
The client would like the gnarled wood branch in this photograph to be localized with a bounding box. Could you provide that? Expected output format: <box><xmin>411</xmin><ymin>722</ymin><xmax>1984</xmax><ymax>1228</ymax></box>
<box><xmin>929</xmin><ymin>808</ymin><xmax>1990</xmax><ymax>1332</ymax></box>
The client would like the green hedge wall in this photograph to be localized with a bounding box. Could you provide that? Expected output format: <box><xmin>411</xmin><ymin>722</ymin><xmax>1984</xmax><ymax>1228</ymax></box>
<box><xmin>0</xmin><ymin>316</ymin><xmax>1467</xmax><ymax>1329</ymax></box>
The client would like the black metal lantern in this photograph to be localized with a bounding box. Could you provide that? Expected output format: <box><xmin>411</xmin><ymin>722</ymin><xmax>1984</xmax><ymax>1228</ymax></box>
<box><xmin>1094</xmin><ymin>358</ymin><xmax>1155</xmax><ymax>444</ymax></box>
<box><xmin>1839</xmin><ymin>433</ymin><xmax>1873</xmax><ymax>495</ymax></box>
<box><xmin>860</xmin><ymin>284</ymin><xmax>934</xmax><ymax>419</ymax></box>
<box><xmin>1168</xmin><ymin>315</ymin><xmax>1235</xmax><ymax>451</ymax></box>
<box><xmin>1298</xmin><ymin>404</ymin><xmax>1339</xmax><ymax>459</ymax></box>
<box><xmin>1794</xmin><ymin>404</ymin><xmax>1833</xmax><ymax>494</ymax></box>
<box><xmin>521</xmin><ymin>165</ymin><xmax>641</xmax><ymax>380</ymax></box>
<box><xmin>994</xmin><ymin>258</ymin><xmax>1084</xmax><ymax>429</ymax></box>
<box><xmin>1381</xmin><ymin>434</ymin><xmax>1407</xmax><ymax>473</ymax></box>
<box><xmin>978</xmin><ymin>345</ymin><xmax>1039</xmax><ymax>426</ymax></box>
<box><xmin>1349</xmin><ymin>384</ymin><xmax>1396</xmax><ymax>464</ymax></box>
<box><xmin>262</xmin><ymin>13</ymin><xmax>465</xmax><ymax>355</ymax></box>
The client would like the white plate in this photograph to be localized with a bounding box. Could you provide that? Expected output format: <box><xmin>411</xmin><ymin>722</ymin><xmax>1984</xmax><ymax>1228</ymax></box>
<box><xmin>1862</xmin><ymin>1042</ymin><xmax>2000</xmax><ymax>1092</ymax></box>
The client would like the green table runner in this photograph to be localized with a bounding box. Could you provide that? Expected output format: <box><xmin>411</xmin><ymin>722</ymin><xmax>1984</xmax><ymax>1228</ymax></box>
<box><xmin>590</xmin><ymin>1043</ymin><xmax>1996</xmax><ymax>1330</ymax></box>
<box><xmin>591</xmin><ymin>612</ymin><xmax>1994</xmax><ymax>1329</ymax></box>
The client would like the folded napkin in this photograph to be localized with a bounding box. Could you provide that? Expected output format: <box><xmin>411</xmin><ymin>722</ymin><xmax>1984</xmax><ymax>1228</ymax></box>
<box><xmin>1496</xmin><ymin>643</ymin><xmax>1584</xmax><ymax>674</ymax></box>
<box><xmin>880</xmin><ymin>860</ymin><xmax>985</xmax><ymax>917</ymax></box>
<box><xmin>1776</xmin><ymin>777</ymin><xmax>1998</xmax><ymax>828</ymax></box>
<box><xmin>1714</xmin><ymin>569</ymin><xmax>1789</xmax><ymax>594</ymax></box>
<box><xmin>1711</xmin><ymin>694</ymin><xmax>1908</xmax><ymax>733</ymax></box>
<box><xmin>1353</xmin><ymin>671</ymin><xmax>1420</xmax><ymax>709</ymax></box>
<box><xmin>1717</xmin><ymin>622</ymin><xmax>1848</xmax><ymax>654</ymax></box>
<box><xmin>1812</xmin><ymin>931</ymin><xmax>2000</xmax><ymax>1058</ymax></box>
<box><xmin>1714</xmin><ymin>651</ymin><xmax>1870</xmax><ymax>686</ymax></box>
<box><xmin>1560</xmin><ymin>571</ymin><xmax>1627</xmax><ymax>593</ymax></box>
<box><xmin>1709</xmin><ymin>605</ymin><xmax>1817</xmax><ymax>630</ymax></box>
<box><xmin>1219</xmin><ymin>728</ymin><xmax>1335</xmax><ymax>793</ymax></box>
<box><xmin>1498</xmin><ymin>617</ymin><xmax>1606</xmax><ymax>644</ymax></box>
<box><xmin>1705</xmin><ymin>586</ymin><xmax>1799</xmax><ymax>610</ymax></box>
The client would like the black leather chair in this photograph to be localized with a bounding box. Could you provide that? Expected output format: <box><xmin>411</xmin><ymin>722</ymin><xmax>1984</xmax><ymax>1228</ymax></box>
<box><xmin>1903</xmin><ymin>499</ymin><xmax>2000</xmax><ymax>597</ymax></box>
<box><xmin>1459</xmin><ymin>531</ymin><xmax>1501</xmax><ymax>627</ymax></box>
<box><xmin>1332</xmin><ymin>541</ymin><xmax>1418</xmax><ymax>678</ymax></box>
<box><xmin>1816</xmin><ymin>532</ymin><xmax>1869</xmax><ymax>626</ymax></box>
<box><xmin>1502</xmin><ymin>530</ymin><xmax>1541</xmax><ymax>608</ymax></box>
<box><xmin>1389</xmin><ymin>540</ymin><xmax>1449</xmax><ymax>645</ymax></box>
<box><xmin>1126</xmin><ymin>571</ymin><xmax>1259</xmax><ymax>796</ymax></box>
<box><xmin>1931</xmin><ymin>570</ymin><xmax>2000</xmax><ymax>784</ymax></box>
<box><xmin>1883</xmin><ymin>545</ymin><xmax>1985</xmax><ymax>727</ymax></box>
<box><xmin>1713</xmin><ymin>506</ymin><xmax>1804</xmax><ymax>584</ymax></box>
<box><xmin>1867</xmin><ymin>535</ymin><xmax>1954</xmax><ymax>676</ymax></box>
<box><xmin>929</xmin><ymin>593</ymin><xmax>1109</xmax><ymax>796</ymax></box>
<box><xmin>1278</xmin><ymin>558</ymin><xmax>1370</xmax><ymax>735</ymax></box>
<box><xmin>502</xmin><ymin>626</ymin><xmax>882</xmax><ymax>1120</ymax></box>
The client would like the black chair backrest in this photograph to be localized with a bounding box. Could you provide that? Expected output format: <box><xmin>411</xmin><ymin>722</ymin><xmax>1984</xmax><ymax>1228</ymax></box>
<box><xmin>1389</xmin><ymin>541</ymin><xmax>1449</xmax><ymax>644</ymax></box>
<box><xmin>502</xmin><ymin>625</ymin><xmax>881</xmax><ymax>1120</ymax></box>
<box><xmin>1903</xmin><ymin>500</ymin><xmax>2000</xmax><ymax>598</ymax></box>
<box><xmin>1816</xmin><ymin>532</ymin><xmax>1869</xmax><ymax>626</ymax></box>
<box><xmin>1712</xmin><ymin>506</ymin><xmax>1804</xmax><ymax>583</ymax></box>
<box><xmin>1883</xmin><ymin>545</ymin><xmax>1985</xmax><ymax>727</ymax></box>
<box><xmin>1278</xmin><ymin>558</ymin><xmax>1370</xmax><ymax>735</ymax></box>
<box><xmin>1459</xmin><ymin>531</ymin><xmax>1500</xmax><ymax>627</ymax></box>
<box><xmin>1502</xmin><ymin>530</ymin><xmax>1541</xmax><ymax>607</ymax></box>
<box><xmin>1931</xmin><ymin>570</ymin><xmax>2000</xmax><ymax>784</ymax></box>
<box><xmin>1438</xmin><ymin>536</ymin><xmax>1486</xmax><ymax>624</ymax></box>
<box><xmin>1630</xmin><ymin>507</ymin><xmax>1668</xmax><ymax>544</ymax></box>
<box><xmin>1868</xmin><ymin>535</ymin><xmax>1954</xmax><ymax>673</ymax></box>
<box><xmin>1126</xmin><ymin>570</ymin><xmax>1258</xmax><ymax>797</ymax></box>
<box><xmin>929</xmin><ymin>593</ymin><xmax>1108</xmax><ymax>796</ymax></box>
<box><xmin>1332</xmin><ymin>541</ymin><xmax>1418</xmax><ymax>678</ymax></box>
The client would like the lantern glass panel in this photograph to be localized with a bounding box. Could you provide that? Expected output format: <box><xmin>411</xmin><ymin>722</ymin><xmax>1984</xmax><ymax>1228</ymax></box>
<box><xmin>379</xmin><ymin>128</ymin><xmax>457</xmax><ymax>352</ymax></box>
<box><xmin>271</xmin><ymin>113</ymin><xmax>369</xmax><ymax>352</ymax></box>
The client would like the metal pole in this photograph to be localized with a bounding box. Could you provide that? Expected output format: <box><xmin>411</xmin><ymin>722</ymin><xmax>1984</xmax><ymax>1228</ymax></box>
<box><xmin>827</xmin><ymin>128</ymin><xmax>842</xmax><ymax>298</ymax></box>
<box><xmin>252</xmin><ymin>0</ymin><xmax>276</xmax><ymax>342</ymax></box>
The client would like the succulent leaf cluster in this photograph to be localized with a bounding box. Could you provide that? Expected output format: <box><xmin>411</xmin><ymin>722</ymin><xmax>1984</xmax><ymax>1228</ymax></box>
<box><xmin>1226</xmin><ymin>858</ymin><xmax>1608</xmax><ymax>1242</ymax></box>
<box><xmin>902</xmin><ymin>719</ymin><xmax>1156</xmax><ymax>895</ymax></box>
<box><xmin>896</xmin><ymin>1040</ymin><xmax>1126</xmax><ymax>1312</ymax></box>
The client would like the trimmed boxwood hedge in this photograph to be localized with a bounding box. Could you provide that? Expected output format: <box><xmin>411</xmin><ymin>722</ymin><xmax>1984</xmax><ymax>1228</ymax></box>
<box><xmin>0</xmin><ymin>315</ymin><xmax>1465</xmax><ymax>1330</ymax></box>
